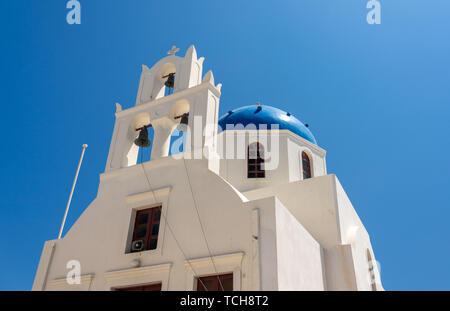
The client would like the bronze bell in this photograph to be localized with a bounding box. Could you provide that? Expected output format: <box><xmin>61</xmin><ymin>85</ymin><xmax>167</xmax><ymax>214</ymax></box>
<box><xmin>164</xmin><ymin>73</ymin><xmax>175</xmax><ymax>89</ymax></box>
<box><xmin>134</xmin><ymin>127</ymin><xmax>151</xmax><ymax>148</ymax></box>
<box><xmin>176</xmin><ymin>113</ymin><xmax>189</xmax><ymax>132</ymax></box>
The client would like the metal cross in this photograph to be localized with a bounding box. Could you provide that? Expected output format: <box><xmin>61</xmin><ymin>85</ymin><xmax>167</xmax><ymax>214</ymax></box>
<box><xmin>167</xmin><ymin>45</ymin><xmax>180</xmax><ymax>55</ymax></box>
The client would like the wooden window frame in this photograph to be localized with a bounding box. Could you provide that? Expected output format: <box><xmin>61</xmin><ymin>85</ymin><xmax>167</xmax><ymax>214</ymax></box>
<box><xmin>247</xmin><ymin>142</ymin><xmax>265</xmax><ymax>178</ymax></box>
<box><xmin>131</xmin><ymin>206</ymin><xmax>161</xmax><ymax>252</ymax></box>
<box><xmin>114</xmin><ymin>283</ymin><xmax>162</xmax><ymax>291</ymax></box>
<box><xmin>197</xmin><ymin>273</ymin><xmax>233</xmax><ymax>291</ymax></box>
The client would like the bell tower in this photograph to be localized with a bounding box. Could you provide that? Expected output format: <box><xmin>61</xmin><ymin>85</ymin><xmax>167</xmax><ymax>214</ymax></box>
<box><xmin>104</xmin><ymin>45</ymin><xmax>222</xmax><ymax>172</ymax></box>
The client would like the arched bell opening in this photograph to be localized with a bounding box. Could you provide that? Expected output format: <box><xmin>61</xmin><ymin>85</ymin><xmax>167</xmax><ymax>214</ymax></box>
<box><xmin>123</xmin><ymin>112</ymin><xmax>152</xmax><ymax>167</ymax></box>
<box><xmin>136</xmin><ymin>126</ymin><xmax>154</xmax><ymax>164</ymax></box>
<box><xmin>152</xmin><ymin>62</ymin><xmax>177</xmax><ymax>100</ymax></box>
<box><xmin>168</xmin><ymin>99</ymin><xmax>190</xmax><ymax>156</ymax></box>
<box><xmin>169</xmin><ymin>99</ymin><xmax>190</xmax><ymax>120</ymax></box>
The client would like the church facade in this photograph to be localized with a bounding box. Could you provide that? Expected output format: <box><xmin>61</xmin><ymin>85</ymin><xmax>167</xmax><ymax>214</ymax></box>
<box><xmin>32</xmin><ymin>46</ymin><xmax>383</xmax><ymax>291</ymax></box>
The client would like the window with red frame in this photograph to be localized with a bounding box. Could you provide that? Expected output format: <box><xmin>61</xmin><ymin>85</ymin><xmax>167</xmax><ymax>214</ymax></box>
<box><xmin>131</xmin><ymin>206</ymin><xmax>161</xmax><ymax>252</ymax></box>
<box><xmin>197</xmin><ymin>273</ymin><xmax>233</xmax><ymax>291</ymax></box>
<box><xmin>115</xmin><ymin>283</ymin><xmax>162</xmax><ymax>291</ymax></box>
<box><xmin>302</xmin><ymin>151</ymin><xmax>312</xmax><ymax>179</ymax></box>
<box><xmin>248</xmin><ymin>142</ymin><xmax>265</xmax><ymax>178</ymax></box>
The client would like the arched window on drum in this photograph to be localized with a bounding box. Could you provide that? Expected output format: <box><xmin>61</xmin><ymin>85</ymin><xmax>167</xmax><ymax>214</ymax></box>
<box><xmin>248</xmin><ymin>142</ymin><xmax>265</xmax><ymax>178</ymax></box>
<box><xmin>302</xmin><ymin>151</ymin><xmax>312</xmax><ymax>179</ymax></box>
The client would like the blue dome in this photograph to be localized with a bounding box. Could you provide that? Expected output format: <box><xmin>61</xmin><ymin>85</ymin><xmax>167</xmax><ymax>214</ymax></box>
<box><xmin>218</xmin><ymin>104</ymin><xmax>317</xmax><ymax>144</ymax></box>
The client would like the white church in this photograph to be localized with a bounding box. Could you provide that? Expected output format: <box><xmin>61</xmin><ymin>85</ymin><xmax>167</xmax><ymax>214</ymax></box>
<box><xmin>33</xmin><ymin>46</ymin><xmax>383</xmax><ymax>291</ymax></box>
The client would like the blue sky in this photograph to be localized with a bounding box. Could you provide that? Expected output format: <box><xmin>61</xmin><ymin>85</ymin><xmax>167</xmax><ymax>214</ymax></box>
<box><xmin>0</xmin><ymin>0</ymin><xmax>449</xmax><ymax>290</ymax></box>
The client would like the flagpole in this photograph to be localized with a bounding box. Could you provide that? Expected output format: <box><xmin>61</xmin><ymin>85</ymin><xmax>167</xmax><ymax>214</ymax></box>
<box><xmin>58</xmin><ymin>144</ymin><xmax>88</xmax><ymax>239</ymax></box>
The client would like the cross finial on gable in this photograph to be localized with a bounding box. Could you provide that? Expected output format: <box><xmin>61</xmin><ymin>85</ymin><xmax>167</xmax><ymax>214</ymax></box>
<box><xmin>167</xmin><ymin>45</ymin><xmax>180</xmax><ymax>56</ymax></box>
